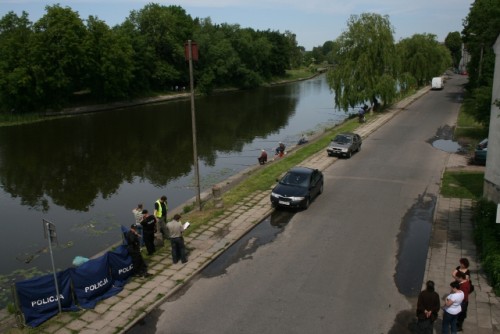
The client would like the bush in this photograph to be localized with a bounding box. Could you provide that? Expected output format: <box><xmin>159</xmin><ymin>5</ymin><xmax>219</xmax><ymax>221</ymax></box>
<box><xmin>473</xmin><ymin>198</ymin><xmax>500</xmax><ymax>294</ymax></box>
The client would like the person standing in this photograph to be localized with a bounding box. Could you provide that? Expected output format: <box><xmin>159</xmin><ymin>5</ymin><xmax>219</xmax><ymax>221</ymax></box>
<box><xmin>154</xmin><ymin>196</ymin><xmax>169</xmax><ymax>242</ymax></box>
<box><xmin>125</xmin><ymin>225</ymin><xmax>151</xmax><ymax>278</ymax></box>
<box><xmin>416</xmin><ymin>280</ymin><xmax>440</xmax><ymax>334</ymax></box>
<box><xmin>442</xmin><ymin>281</ymin><xmax>464</xmax><ymax>334</ymax></box>
<box><xmin>452</xmin><ymin>258</ymin><xmax>471</xmax><ymax>281</ymax></box>
<box><xmin>166</xmin><ymin>214</ymin><xmax>187</xmax><ymax>264</ymax></box>
<box><xmin>140</xmin><ymin>209</ymin><xmax>157</xmax><ymax>255</ymax></box>
<box><xmin>132</xmin><ymin>203</ymin><xmax>144</xmax><ymax>246</ymax></box>
<box><xmin>455</xmin><ymin>271</ymin><xmax>471</xmax><ymax>331</ymax></box>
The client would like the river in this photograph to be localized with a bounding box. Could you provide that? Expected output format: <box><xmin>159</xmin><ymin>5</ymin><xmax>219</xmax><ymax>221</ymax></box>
<box><xmin>0</xmin><ymin>74</ymin><xmax>348</xmax><ymax>306</ymax></box>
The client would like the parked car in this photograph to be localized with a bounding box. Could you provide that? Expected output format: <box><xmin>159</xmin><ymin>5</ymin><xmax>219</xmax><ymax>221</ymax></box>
<box><xmin>326</xmin><ymin>133</ymin><xmax>362</xmax><ymax>158</ymax></box>
<box><xmin>270</xmin><ymin>166</ymin><xmax>324</xmax><ymax>210</ymax></box>
<box><xmin>474</xmin><ymin>138</ymin><xmax>488</xmax><ymax>165</ymax></box>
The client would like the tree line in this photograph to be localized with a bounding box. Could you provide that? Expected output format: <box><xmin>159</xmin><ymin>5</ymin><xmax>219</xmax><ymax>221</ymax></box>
<box><xmin>0</xmin><ymin>3</ymin><xmax>303</xmax><ymax>113</ymax></box>
<box><xmin>2</xmin><ymin>1</ymin><xmax>498</xmax><ymax>124</ymax></box>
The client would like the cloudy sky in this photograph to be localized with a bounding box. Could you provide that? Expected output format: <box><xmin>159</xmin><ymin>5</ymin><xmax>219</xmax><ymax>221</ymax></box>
<box><xmin>2</xmin><ymin>0</ymin><xmax>474</xmax><ymax>50</ymax></box>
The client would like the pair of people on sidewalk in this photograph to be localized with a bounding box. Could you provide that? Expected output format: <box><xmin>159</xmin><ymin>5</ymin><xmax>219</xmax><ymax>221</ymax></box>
<box><xmin>416</xmin><ymin>258</ymin><xmax>472</xmax><ymax>334</ymax></box>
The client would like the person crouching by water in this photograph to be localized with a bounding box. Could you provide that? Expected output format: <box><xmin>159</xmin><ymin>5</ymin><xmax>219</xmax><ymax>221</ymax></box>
<box><xmin>298</xmin><ymin>134</ymin><xmax>308</xmax><ymax>145</ymax></box>
<box><xmin>258</xmin><ymin>149</ymin><xmax>268</xmax><ymax>165</ymax></box>
<box><xmin>166</xmin><ymin>214</ymin><xmax>188</xmax><ymax>264</ymax></box>
<box><xmin>126</xmin><ymin>225</ymin><xmax>151</xmax><ymax>278</ymax></box>
<box><xmin>275</xmin><ymin>142</ymin><xmax>286</xmax><ymax>158</ymax></box>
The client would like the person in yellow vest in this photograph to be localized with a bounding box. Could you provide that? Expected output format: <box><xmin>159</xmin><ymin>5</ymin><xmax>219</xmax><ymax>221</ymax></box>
<box><xmin>154</xmin><ymin>195</ymin><xmax>169</xmax><ymax>242</ymax></box>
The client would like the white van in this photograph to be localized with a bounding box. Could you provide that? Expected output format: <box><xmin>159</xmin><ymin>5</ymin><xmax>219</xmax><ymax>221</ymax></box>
<box><xmin>431</xmin><ymin>77</ymin><xmax>444</xmax><ymax>90</ymax></box>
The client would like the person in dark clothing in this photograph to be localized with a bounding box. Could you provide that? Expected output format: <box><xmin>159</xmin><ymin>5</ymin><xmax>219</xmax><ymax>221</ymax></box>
<box><xmin>125</xmin><ymin>225</ymin><xmax>151</xmax><ymax>278</ymax></box>
<box><xmin>275</xmin><ymin>142</ymin><xmax>285</xmax><ymax>158</ymax></box>
<box><xmin>140</xmin><ymin>209</ymin><xmax>157</xmax><ymax>255</ymax></box>
<box><xmin>416</xmin><ymin>280</ymin><xmax>440</xmax><ymax>334</ymax></box>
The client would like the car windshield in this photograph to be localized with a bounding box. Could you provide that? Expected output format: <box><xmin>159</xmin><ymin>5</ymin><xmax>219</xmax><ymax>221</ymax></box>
<box><xmin>280</xmin><ymin>171</ymin><xmax>309</xmax><ymax>187</ymax></box>
<box><xmin>333</xmin><ymin>135</ymin><xmax>352</xmax><ymax>144</ymax></box>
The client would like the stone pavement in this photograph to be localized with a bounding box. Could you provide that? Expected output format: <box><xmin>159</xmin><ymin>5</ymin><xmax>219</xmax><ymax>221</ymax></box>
<box><xmin>425</xmin><ymin>151</ymin><xmax>500</xmax><ymax>333</ymax></box>
<box><xmin>1</xmin><ymin>86</ymin><xmax>498</xmax><ymax>333</ymax></box>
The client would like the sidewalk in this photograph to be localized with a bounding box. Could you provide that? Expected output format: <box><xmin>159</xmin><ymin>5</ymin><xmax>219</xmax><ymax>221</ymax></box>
<box><xmin>425</xmin><ymin>152</ymin><xmax>500</xmax><ymax>333</ymax></box>
<box><xmin>2</xmin><ymin>86</ymin><xmax>498</xmax><ymax>333</ymax></box>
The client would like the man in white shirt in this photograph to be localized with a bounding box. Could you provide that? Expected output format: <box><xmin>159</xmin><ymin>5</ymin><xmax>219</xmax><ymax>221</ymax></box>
<box><xmin>166</xmin><ymin>214</ymin><xmax>187</xmax><ymax>264</ymax></box>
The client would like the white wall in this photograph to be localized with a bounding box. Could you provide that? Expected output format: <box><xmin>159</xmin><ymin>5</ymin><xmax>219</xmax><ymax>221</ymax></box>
<box><xmin>484</xmin><ymin>34</ymin><xmax>500</xmax><ymax>203</ymax></box>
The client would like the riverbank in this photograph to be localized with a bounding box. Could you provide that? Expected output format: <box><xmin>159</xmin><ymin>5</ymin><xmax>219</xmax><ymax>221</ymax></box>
<box><xmin>0</xmin><ymin>70</ymin><xmax>321</xmax><ymax>127</ymax></box>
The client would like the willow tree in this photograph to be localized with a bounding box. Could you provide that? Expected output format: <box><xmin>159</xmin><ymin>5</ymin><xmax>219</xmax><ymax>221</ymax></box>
<box><xmin>397</xmin><ymin>33</ymin><xmax>452</xmax><ymax>87</ymax></box>
<box><xmin>327</xmin><ymin>13</ymin><xmax>398</xmax><ymax>111</ymax></box>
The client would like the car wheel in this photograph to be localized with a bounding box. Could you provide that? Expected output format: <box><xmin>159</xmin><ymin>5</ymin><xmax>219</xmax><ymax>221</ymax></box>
<box><xmin>357</xmin><ymin>144</ymin><xmax>361</xmax><ymax>152</ymax></box>
<box><xmin>347</xmin><ymin>151</ymin><xmax>352</xmax><ymax>158</ymax></box>
<box><xmin>302</xmin><ymin>198</ymin><xmax>310</xmax><ymax>210</ymax></box>
<box><xmin>319</xmin><ymin>183</ymin><xmax>324</xmax><ymax>195</ymax></box>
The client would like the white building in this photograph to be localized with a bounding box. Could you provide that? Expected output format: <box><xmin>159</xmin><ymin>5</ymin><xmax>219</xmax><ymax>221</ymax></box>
<box><xmin>483</xmin><ymin>34</ymin><xmax>500</xmax><ymax>203</ymax></box>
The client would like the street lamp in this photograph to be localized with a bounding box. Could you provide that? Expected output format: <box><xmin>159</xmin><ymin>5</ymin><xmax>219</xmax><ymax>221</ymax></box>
<box><xmin>184</xmin><ymin>40</ymin><xmax>201</xmax><ymax>210</ymax></box>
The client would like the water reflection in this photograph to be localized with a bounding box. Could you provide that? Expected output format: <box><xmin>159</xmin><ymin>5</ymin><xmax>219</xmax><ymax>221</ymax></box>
<box><xmin>0</xmin><ymin>75</ymin><xmax>344</xmax><ymax>300</ymax></box>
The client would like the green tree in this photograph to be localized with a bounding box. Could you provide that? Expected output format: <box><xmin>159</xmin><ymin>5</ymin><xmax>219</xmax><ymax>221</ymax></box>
<box><xmin>0</xmin><ymin>11</ymin><xmax>35</xmax><ymax>112</ymax></box>
<box><xmin>397</xmin><ymin>33</ymin><xmax>451</xmax><ymax>87</ymax></box>
<box><xmin>462</xmin><ymin>0</ymin><xmax>500</xmax><ymax>126</ymax></box>
<box><xmin>83</xmin><ymin>16</ymin><xmax>135</xmax><ymax>100</ymax></box>
<box><xmin>126</xmin><ymin>4</ymin><xmax>195</xmax><ymax>90</ymax></box>
<box><xmin>445</xmin><ymin>31</ymin><xmax>462</xmax><ymax>68</ymax></box>
<box><xmin>30</xmin><ymin>5</ymin><xmax>88</xmax><ymax>109</ymax></box>
<box><xmin>194</xmin><ymin>21</ymin><xmax>244</xmax><ymax>93</ymax></box>
<box><xmin>327</xmin><ymin>13</ymin><xmax>399</xmax><ymax>111</ymax></box>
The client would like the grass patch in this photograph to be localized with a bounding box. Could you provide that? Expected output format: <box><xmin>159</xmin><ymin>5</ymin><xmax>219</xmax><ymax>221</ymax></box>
<box><xmin>457</xmin><ymin>108</ymin><xmax>483</xmax><ymax>127</ymax></box>
<box><xmin>440</xmin><ymin>171</ymin><xmax>484</xmax><ymax>199</ymax></box>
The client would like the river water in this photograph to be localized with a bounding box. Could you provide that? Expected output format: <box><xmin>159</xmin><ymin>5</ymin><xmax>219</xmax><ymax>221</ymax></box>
<box><xmin>0</xmin><ymin>74</ymin><xmax>348</xmax><ymax>305</ymax></box>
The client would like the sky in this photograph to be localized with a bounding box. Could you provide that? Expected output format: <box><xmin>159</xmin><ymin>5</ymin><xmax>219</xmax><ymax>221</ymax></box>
<box><xmin>2</xmin><ymin>0</ymin><xmax>474</xmax><ymax>50</ymax></box>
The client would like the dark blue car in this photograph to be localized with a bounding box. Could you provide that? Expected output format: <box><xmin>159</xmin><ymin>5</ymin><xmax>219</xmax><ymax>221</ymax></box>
<box><xmin>270</xmin><ymin>166</ymin><xmax>324</xmax><ymax>210</ymax></box>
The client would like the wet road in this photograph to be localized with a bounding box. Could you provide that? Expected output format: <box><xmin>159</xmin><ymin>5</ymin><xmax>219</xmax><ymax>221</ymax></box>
<box><xmin>129</xmin><ymin>75</ymin><xmax>467</xmax><ymax>333</ymax></box>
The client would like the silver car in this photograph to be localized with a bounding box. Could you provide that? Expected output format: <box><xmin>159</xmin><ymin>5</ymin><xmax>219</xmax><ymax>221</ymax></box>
<box><xmin>326</xmin><ymin>132</ymin><xmax>362</xmax><ymax>158</ymax></box>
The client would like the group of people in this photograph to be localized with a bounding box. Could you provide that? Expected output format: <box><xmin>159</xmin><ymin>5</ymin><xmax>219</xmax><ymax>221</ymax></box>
<box><xmin>257</xmin><ymin>142</ymin><xmax>286</xmax><ymax>165</ymax></box>
<box><xmin>258</xmin><ymin>136</ymin><xmax>311</xmax><ymax>165</ymax></box>
<box><xmin>126</xmin><ymin>195</ymin><xmax>189</xmax><ymax>278</ymax></box>
<box><xmin>416</xmin><ymin>258</ymin><xmax>473</xmax><ymax>333</ymax></box>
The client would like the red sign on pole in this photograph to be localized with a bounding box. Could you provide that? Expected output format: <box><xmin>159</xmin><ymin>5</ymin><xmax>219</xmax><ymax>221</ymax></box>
<box><xmin>184</xmin><ymin>41</ymin><xmax>198</xmax><ymax>61</ymax></box>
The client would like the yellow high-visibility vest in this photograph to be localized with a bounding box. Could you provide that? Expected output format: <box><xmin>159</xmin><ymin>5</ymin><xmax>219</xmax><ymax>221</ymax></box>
<box><xmin>155</xmin><ymin>199</ymin><xmax>168</xmax><ymax>218</ymax></box>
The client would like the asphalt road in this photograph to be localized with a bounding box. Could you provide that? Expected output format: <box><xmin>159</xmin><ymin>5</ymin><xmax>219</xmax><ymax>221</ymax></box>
<box><xmin>148</xmin><ymin>75</ymin><xmax>467</xmax><ymax>333</ymax></box>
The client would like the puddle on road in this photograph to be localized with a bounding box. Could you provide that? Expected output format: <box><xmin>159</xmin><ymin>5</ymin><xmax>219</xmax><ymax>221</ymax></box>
<box><xmin>201</xmin><ymin>210</ymin><xmax>294</xmax><ymax>278</ymax></box>
<box><xmin>394</xmin><ymin>192</ymin><xmax>436</xmax><ymax>297</ymax></box>
<box><xmin>429</xmin><ymin>124</ymin><xmax>464</xmax><ymax>153</ymax></box>
<box><xmin>432</xmin><ymin>139</ymin><xmax>461</xmax><ymax>153</ymax></box>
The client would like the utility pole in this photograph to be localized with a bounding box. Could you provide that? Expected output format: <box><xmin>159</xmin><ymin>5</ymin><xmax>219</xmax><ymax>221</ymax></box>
<box><xmin>185</xmin><ymin>40</ymin><xmax>201</xmax><ymax>210</ymax></box>
<box><xmin>43</xmin><ymin>219</ymin><xmax>62</xmax><ymax>313</ymax></box>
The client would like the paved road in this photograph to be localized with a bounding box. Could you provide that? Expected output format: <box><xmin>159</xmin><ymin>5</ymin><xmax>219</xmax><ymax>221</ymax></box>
<box><xmin>147</xmin><ymin>76</ymin><xmax>467</xmax><ymax>333</ymax></box>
